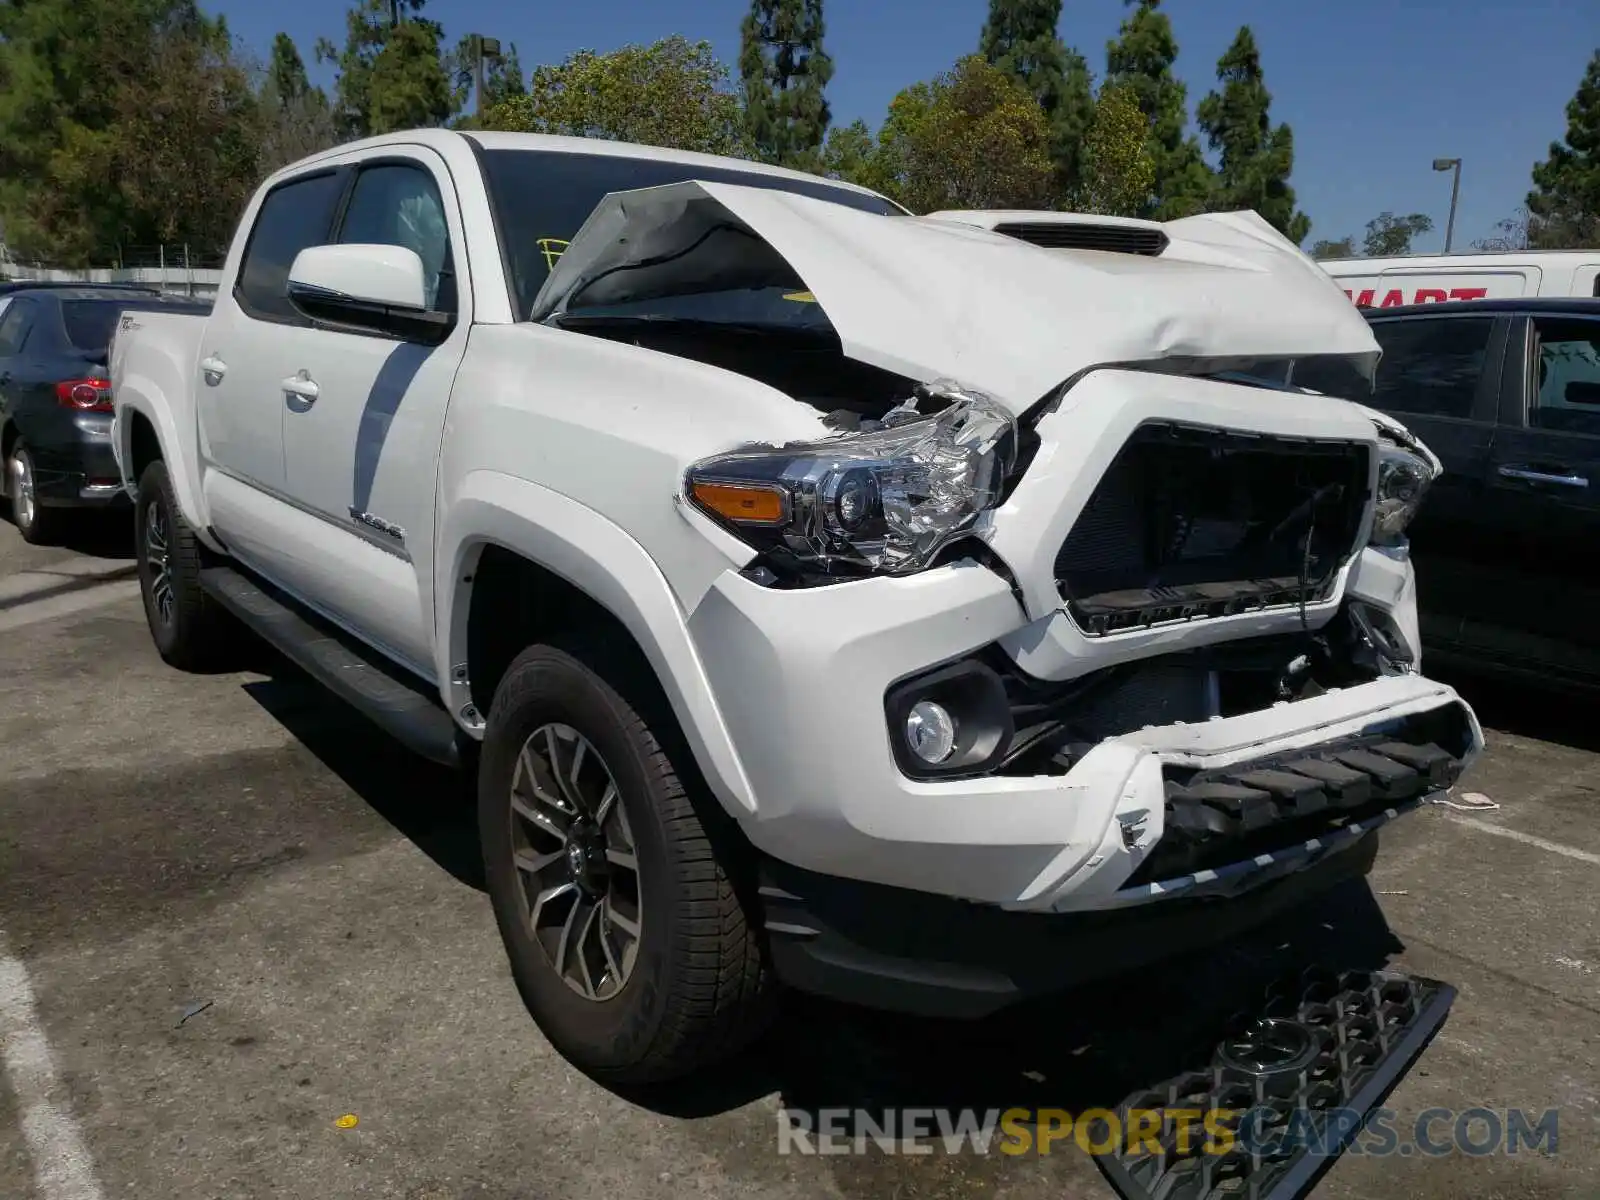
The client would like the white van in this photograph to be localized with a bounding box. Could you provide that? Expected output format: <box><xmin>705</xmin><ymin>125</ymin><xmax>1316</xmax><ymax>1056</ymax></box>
<box><xmin>1314</xmin><ymin>251</ymin><xmax>1600</xmax><ymax>307</ymax></box>
<box><xmin>921</xmin><ymin>209</ymin><xmax>1600</xmax><ymax>306</ymax></box>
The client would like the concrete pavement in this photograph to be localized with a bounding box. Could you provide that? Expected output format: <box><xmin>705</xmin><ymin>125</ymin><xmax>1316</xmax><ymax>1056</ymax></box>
<box><xmin>0</xmin><ymin>516</ymin><xmax>1595</xmax><ymax>1199</ymax></box>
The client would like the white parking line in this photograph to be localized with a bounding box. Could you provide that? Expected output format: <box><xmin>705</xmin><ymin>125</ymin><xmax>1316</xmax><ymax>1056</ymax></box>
<box><xmin>1444</xmin><ymin>813</ymin><xmax>1600</xmax><ymax>867</ymax></box>
<box><xmin>0</xmin><ymin>940</ymin><xmax>105</xmax><ymax>1200</ymax></box>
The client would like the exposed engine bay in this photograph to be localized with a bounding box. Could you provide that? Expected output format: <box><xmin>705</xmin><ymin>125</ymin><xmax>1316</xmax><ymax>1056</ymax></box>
<box><xmin>552</xmin><ymin>315</ymin><xmax>927</xmax><ymax>428</ymax></box>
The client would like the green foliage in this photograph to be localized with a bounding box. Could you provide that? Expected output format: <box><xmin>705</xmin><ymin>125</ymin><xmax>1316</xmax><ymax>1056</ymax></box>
<box><xmin>268</xmin><ymin>32</ymin><xmax>313</xmax><ymax>105</ymax></box>
<box><xmin>1074</xmin><ymin>83</ymin><xmax>1155</xmax><ymax>216</ymax></box>
<box><xmin>316</xmin><ymin>0</ymin><xmax>455</xmax><ymax>139</ymax></box>
<box><xmin>1527</xmin><ymin>49</ymin><xmax>1600</xmax><ymax>249</ymax></box>
<box><xmin>979</xmin><ymin>0</ymin><xmax>1095</xmax><ymax>196</ymax></box>
<box><xmin>1362</xmin><ymin>212</ymin><xmax>1433</xmax><ymax>257</ymax></box>
<box><xmin>1104</xmin><ymin>0</ymin><xmax>1212</xmax><ymax>219</ymax></box>
<box><xmin>1196</xmin><ymin>26</ymin><xmax>1309</xmax><ymax>243</ymax></box>
<box><xmin>739</xmin><ymin>0</ymin><xmax>834</xmax><ymax>169</ymax></box>
<box><xmin>0</xmin><ymin>0</ymin><xmax>262</xmax><ymax>264</ymax></box>
<box><xmin>117</xmin><ymin>15</ymin><xmax>261</xmax><ymax>246</ymax></box>
<box><xmin>1310</xmin><ymin>237</ymin><xmax>1357</xmax><ymax>259</ymax></box>
<box><xmin>867</xmin><ymin>55</ymin><xmax>1055</xmax><ymax>213</ymax></box>
<box><xmin>481</xmin><ymin>36</ymin><xmax>749</xmax><ymax>158</ymax></box>
<box><xmin>446</xmin><ymin>36</ymin><xmax>525</xmax><ymax>127</ymax></box>
<box><xmin>821</xmin><ymin>119</ymin><xmax>879</xmax><ymax>186</ymax></box>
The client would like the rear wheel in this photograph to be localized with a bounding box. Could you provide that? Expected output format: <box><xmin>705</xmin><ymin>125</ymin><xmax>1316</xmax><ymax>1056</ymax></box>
<box><xmin>479</xmin><ymin>638</ymin><xmax>774</xmax><ymax>1085</ymax></box>
<box><xmin>135</xmin><ymin>459</ymin><xmax>235</xmax><ymax>671</ymax></box>
<box><xmin>7</xmin><ymin>441</ymin><xmax>62</xmax><ymax>545</ymax></box>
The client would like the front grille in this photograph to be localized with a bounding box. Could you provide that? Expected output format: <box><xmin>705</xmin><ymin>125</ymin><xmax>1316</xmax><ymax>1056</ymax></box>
<box><xmin>1096</xmin><ymin>967</ymin><xmax>1456</xmax><ymax>1200</ymax></box>
<box><xmin>993</xmin><ymin>221</ymin><xmax>1168</xmax><ymax>256</ymax></box>
<box><xmin>1056</xmin><ymin>422</ymin><xmax>1371</xmax><ymax>637</ymax></box>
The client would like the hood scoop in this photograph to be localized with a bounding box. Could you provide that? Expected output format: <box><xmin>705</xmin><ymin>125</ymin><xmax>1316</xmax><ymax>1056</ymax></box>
<box><xmin>991</xmin><ymin>221</ymin><xmax>1169</xmax><ymax>256</ymax></box>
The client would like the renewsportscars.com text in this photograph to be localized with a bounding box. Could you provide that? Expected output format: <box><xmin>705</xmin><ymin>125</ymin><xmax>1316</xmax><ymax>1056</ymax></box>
<box><xmin>777</xmin><ymin>1106</ymin><xmax>1560</xmax><ymax>1159</ymax></box>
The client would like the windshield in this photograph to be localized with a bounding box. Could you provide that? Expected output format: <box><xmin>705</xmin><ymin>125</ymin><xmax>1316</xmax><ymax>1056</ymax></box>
<box><xmin>477</xmin><ymin>146</ymin><xmax>903</xmax><ymax>321</ymax></box>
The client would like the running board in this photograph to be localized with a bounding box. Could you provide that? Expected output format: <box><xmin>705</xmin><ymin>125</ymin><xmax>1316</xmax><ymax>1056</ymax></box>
<box><xmin>199</xmin><ymin>565</ymin><xmax>463</xmax><ymax>768</ymax></box>
<box><xmin>1094</xmin><ymin>965</ymin><xmax>1455</xmax><ymax>1200</ymax></box>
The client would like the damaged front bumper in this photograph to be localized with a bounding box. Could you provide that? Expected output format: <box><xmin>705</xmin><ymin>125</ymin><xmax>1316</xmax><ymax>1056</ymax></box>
<box><xmin>687</xmin><ymin>559</ymin><xmax>1481</xmax><ymax>914</ymax></box>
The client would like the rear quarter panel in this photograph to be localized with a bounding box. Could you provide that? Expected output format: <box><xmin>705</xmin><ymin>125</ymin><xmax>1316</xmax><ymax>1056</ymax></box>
<box><xmin>110</xmin><ymin>310</ymin><xmax>212</xmax><ymax>539</ymax></box>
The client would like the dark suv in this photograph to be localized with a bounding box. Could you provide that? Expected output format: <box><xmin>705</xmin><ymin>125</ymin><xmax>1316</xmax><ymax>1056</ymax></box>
<box><xmin>1303</xmin><ymin>298</ymin><xmax>1600</xmax><ymax>689</ymax></box>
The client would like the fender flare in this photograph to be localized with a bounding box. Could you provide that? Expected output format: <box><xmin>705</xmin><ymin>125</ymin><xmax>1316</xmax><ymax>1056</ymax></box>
<box><xmin>438</xmin><ymin>470</ymin><xmax>759</xmax><ymax>817</ymax></box>
<box><xmin>115</xmin><ymin>378</ymin><xmax>216</xmax><ymax>550</ymax></box>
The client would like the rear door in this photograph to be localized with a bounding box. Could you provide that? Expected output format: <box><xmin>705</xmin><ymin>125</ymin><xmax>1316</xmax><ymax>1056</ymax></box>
<box><xmin>1477</xmin><ymin>312</ymin><xmax>1600</xmax><ymax>681</ymax></box>
<box><xmin>1359</xmin><ymin>311</ymin><xmax>1507</xmax><ymax>650</ymax></box>
<box><xmin>198</xmin><ymin>167</ymin><xmax>348</xmax><ymax>497</ymax></box>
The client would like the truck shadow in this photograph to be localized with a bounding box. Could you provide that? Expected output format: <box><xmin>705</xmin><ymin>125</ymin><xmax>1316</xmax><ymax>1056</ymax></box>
<box><xmin>232</xmin><ymin>644</ymin><xmax>1413</xmax><ymax>1144</ymax></box>
<box><xmin>633</xmin><ymin>878</ymin><xmax>1407</xmax><ymax>1125</ymax></box>
<box><xmin>237</xmin><ymin>650</ymin><xmax>484</xmax><ymax>892</ymax></box>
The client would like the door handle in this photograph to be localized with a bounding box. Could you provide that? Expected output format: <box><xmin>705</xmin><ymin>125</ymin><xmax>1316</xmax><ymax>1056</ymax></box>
<box><xmin>200</xmin><ymin>355</ymin><xmax>226</xmax><ymax>384</ymax></box>
<box><xmin>281</xmin><ymin>372</ymin><xmax>319</xmax><ymax>404</ymax></box>
<box><xmin>1497</xmin><ymin>464</ymin><xmax>1589</xmax><ymax>489</ymax></box>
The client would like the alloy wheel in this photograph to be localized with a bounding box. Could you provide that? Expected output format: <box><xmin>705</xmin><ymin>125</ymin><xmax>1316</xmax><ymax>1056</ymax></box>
<box><xmin>144</xmin><ymin>497</ymin><xmax>174</xmax><ymax>627</ymax></box>
<box><xmin>9</xmin><ymin>449</ymin><xmax>35</xmax><ymax>532</ymax></box>
<box><xmin>510</xmin><ymin>723</ymin><xmax>643</xmax><ymax>1001</ymax></box>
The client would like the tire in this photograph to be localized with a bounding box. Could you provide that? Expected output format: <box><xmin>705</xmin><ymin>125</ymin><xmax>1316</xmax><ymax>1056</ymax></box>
<box><xmin>7</xmin><ymin>441</ymin><xmax>62</xmax><ymax>545</ymax></box>
<box><xmin>134</xmin><ymin>458</ymin><xmax>235</xmax><ymax>671</ymax></box>
<box><xmin>479</xmin><ymin>637</ymin><xmax>774</xmax><ymax>1085</ymax></box>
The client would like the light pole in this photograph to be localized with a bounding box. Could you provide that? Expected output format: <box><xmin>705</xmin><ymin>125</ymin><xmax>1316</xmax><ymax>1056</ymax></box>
<box><xmin>472</xmin><ymin>35</ymin><xmax>503</xmax><ymax>120</ymax></box>
<box><xmin>1432</xmin><ymin>157</ymin><xmax>1461</xmax><ymax>253</ymax></box>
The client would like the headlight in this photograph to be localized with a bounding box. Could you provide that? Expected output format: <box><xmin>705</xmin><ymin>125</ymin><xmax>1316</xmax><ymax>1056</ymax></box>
<box><xmin>1371</xmin><ymin>441</ymin><xmax>1439</xmax><ymax>545</ymax></box>
<box><xmin>685</xmin><ymin>382</ymin><xmax>1016</xmax><ymax>578</ymax></box>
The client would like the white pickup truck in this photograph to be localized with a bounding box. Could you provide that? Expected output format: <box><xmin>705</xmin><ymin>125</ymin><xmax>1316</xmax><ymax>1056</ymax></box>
<box><xmin>111</xmin><ymin>130</ymin><xmax>1480</xmax><ymax>1121</ymax></box>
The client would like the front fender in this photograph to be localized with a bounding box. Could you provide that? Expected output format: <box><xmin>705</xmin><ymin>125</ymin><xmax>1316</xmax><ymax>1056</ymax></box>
<box><xmin>438</xmin><ymin>470</ymin><xmax>758</xmax><ymax>817</ymax></box>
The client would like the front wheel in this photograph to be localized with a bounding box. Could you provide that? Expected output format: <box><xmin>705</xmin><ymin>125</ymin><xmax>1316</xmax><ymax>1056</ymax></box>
<box><xmin>478</xmin><ymin>639</ymin><xmax>774</xmax><ymax>1085</ymax></box>
<box><xmin>135</xmin><ymin>459</ymin><xmax>235</xmax><ymax>671</ymax></box>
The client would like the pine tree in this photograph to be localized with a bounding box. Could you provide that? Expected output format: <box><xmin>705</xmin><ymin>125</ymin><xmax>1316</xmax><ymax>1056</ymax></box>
<box><xmin>979</xmin><ymin>0</ymin><xmax>1094</xmax><ymax>199</ymax></box>
<box><xmin>260</xmin><ymin>33</ymin><xmax>337</xmax><ymax>172</ymax></box>
<box><xmin>268</xmin><ymin>33</ymin><xmax>313</xmax><ymax>106</ymax></box>
<box><xmin>1103</xmin><ymin>0</ymin><xmax>1212</xmax><ymax>219</ymax></box>
<box><xmin>739</xmin><ymin>0</ymin><xmax>834</xmax><ymax>170</ymax></box>
<box><xmin>316</xmin><ymin>0</ymin><xmax>456</xmax><ymax>139</ymax></box>
<box><xmin>1196</xmin><ymin>27</ymin><xmax>1309</xmax><ymax>243</ymax></box>
<box><xmin>1526</xmin><ymin>49</ymin><xmax>1600</xmax><ymax>249</ymax></box>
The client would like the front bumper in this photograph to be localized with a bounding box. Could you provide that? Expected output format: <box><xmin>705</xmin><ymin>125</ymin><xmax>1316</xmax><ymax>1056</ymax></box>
<box><xmin>687</xmin><ymin>560</ymin><xmax>1481</xmax><ymax>912</ymax></box>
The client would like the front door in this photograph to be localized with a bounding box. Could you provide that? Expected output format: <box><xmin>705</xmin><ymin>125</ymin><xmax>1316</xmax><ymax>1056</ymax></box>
<box><xmin>1478</xmin><ymin>312</ymin><xmax>1600</xmax><ymax>682</ymax></box>
<box><xmin>276</xmin><ymin>152</ymin><xmax>471</xmax><ymax>678</ymax></box>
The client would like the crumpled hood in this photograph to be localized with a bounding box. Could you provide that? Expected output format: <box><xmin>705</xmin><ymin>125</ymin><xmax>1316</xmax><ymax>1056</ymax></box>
<box><xmin>531</xmin><ymin>180</ymin><xmax>1381</xmax><ymax>413</ymax></box>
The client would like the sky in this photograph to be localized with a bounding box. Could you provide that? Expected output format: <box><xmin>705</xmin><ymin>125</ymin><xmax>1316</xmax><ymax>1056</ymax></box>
<box><xmin>209</xmin><ymin>0</ymin><xmax>1599</xmax><ymax>253</ymax></box>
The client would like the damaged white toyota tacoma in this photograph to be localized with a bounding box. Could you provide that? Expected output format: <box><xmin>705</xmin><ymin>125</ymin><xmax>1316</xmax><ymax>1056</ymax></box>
<box><xmin>109</xmin><ymin>131</ymin><xmax>1482</xmax><ymax>1100</ymax></box>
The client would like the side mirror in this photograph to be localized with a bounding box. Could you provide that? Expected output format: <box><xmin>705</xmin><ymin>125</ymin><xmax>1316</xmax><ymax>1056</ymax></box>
<box><xmin>286</xmin><ymin>244</ymin><xmax>451</xmax><ymax>343</ymax></box>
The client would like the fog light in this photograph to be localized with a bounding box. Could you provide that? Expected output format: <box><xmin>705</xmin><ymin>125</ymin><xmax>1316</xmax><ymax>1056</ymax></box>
<box><xmin>905</xmin><ymin>700</ymin><xmax>957</xmax><ymax>764</ymax></box>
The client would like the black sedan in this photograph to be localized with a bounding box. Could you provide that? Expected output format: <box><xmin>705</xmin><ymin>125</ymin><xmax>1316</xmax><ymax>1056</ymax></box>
<box><xmin>0</xmin><ymin>285</ymin><xmax>210</xmax><ymax>543</ymax></box>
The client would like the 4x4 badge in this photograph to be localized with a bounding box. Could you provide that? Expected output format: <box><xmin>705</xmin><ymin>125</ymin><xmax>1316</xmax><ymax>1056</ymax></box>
<box><xmin>348</xmin><ymin>508</ymin><xmax>405</xmax><ymax>543</ymax></box>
